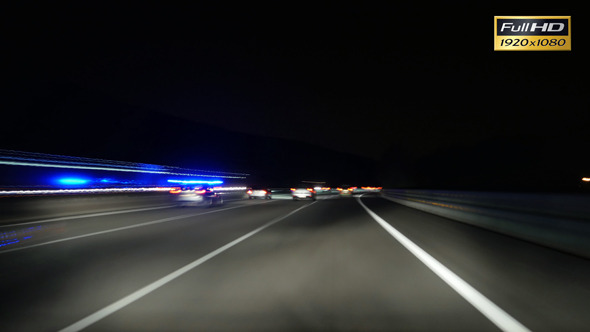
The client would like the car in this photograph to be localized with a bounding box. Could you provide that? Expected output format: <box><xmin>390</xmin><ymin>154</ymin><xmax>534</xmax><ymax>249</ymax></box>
<box><xmin>170</xmin><ymin>186</ymin><xmax>224</xmax><ymax>207</ymax></box>
<box><xmin>337</xmin><ymin>186</ymin><xmax>354</xmax><ymax>196</ymax></box>
<box><xmin>247</xmin><ymin>187</ymin><xmax>272</xmax><ymax>199</ymax></box>
<box><xmin>291</xmin><ymin>186</ymin><xmax>317</xmax><ymax>201</ymax></box>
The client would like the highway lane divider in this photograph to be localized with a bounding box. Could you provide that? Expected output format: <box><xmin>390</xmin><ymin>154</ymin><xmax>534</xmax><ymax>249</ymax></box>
<box><xmin>0</xmin><ymin>205</ymin><xmax>175</xmax><ymax>228</ymax></box>
<box><xmin>0</xmin><ymin>191</ymin><xmax>248</xmax><ymax>226</ymax></box>
<box><xmin>380</xmin><ymin>189</ymin><xmax>590</xmax><ymax>259</ymax></box>
<box><xmin>0</xmin><ymin>200</ymin><xmax>276</xmax><ymax>255</ymax></box>
<box><xmin>58</xmin><ymin>201</ymin><xmax>316</xmax><ymax>332</ymax></box>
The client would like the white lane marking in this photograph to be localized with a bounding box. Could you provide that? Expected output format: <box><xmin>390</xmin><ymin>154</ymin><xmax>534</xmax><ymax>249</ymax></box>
<box><xmin>0</xmin><ymin>205</ymin><xmax>175</xmax><ymax>228</ymax></box>
<box><xmin>0</xmin><ymin>197</ymin><xmax>250</xmax><ymax>228</ymax></box>
<box><xmin>357</xmin><ymin>196</ymin><xmax>530</xmax><ymax>332</ymax></box>
<box><xmin>0</xmin><ymin>201</ymin><xmax>275</xmax><ymax>255</ymax></box>
<box><xmin>59</xmin><ymin>201</ymin><xmax>316</xmax><ymax>332</ymax></box>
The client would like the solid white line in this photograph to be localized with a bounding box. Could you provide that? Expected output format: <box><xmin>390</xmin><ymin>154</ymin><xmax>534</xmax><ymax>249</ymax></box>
<box><xmin>59</xmin><ymin>201</ymin><xmax>315</xmax><ymax>332</ymax></box>
<box><xmin>356</xmin><ymin>196</ymin><xmax>530</xmax><ymax>332</ymax></box>
<box><xmin>0</xmin><ymin>205</ymin><xmax>175</xmax><ymax>228</ymax></box>
<box><xmin>0</xmin><ymin>201</ymin><xmax>274</xmax><ymax>255</ymax></box>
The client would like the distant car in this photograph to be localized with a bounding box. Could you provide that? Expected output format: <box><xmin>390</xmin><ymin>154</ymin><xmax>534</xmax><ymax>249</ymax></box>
<box><xmin>247</xmin><ymin>187</ymin><xmax>272</xmax><ymax>199</ymax></box>
<box><xmin>291</xmin><ymin>187</ymin><xmax>317</xmax><ymax>201</ymax></box>
<box><xmin>337</xmin><ymin>186</ymin><xmax>354</xmax><ymax>196</ymax></box>
<box><xmin>170</xmin><ymin>186</ymin><xmax>223</xmax><ymax>207</ymax></box>
<box><xmin>359</xmin><ymin>186</ymin><xmax>383</xmax><ymax>193</ymax></box>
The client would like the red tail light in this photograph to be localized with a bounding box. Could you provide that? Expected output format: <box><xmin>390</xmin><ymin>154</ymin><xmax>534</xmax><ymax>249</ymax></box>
<box><xmin>290</xmin><ymin>188</ymin><xmax>296</xmax><ymax>191</ymax></box>
<box><xmin>247</xmin><ymin>190</ymin><xmax>252</xmax><ymax>194</ymax></box>
<box><xmin>194</xmin><ymin>189</ymin><xmax>206</xmax><ymax>194</ymax></box>
<box><xmin>306</xmin><ymin>188</ymin><xmax>315</xmax><ymax>193</ymax></box>
<box><xmin>170</xmin><ymin>188</ymin><xmax>182</xmax><ymax>194</ymax></box>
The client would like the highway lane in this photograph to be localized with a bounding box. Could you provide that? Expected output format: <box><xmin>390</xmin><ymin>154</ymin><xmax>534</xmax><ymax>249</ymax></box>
<box><xmin>0</xmin><ymin>198</ymin><xmax>290</xmax><ymax>331</ymax></box>
<box><xmin>1</xmin><ymin>194</ymin><xmax>589</xmax><ymax>331</ymax></box>
<box><xmin>360</xmin><ymin>196</ymin><xmax>590</xmax><ymax>331</ymax></box>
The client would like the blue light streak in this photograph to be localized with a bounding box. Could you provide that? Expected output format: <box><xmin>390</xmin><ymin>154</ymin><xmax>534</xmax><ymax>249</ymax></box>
<box><xmin>0</xmin><ymin>239</ymin><xmax>20</xmax><ymax>248</ymax></box>
<box><xmin>0</xmin><ymin>226</ymin><xmax>43</xmax><ymax>249</ymax></box>
<box><xmin>0</xmin><ymin>149</ymin><xmax>248</xmax><ymax>179</ymax></box>
<box><xmin>0</xmin><ymin>149</ymin><xmax>248</xmax><ymax>191</ymax></box>
<box><xmin>168</xmin><ymin>179</ymin><xmax>224</xmax><ymax>185</ymax></box>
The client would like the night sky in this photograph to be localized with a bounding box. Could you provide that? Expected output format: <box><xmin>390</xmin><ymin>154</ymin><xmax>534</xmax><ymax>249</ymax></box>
<box><xmin>3</xmin><ymin>3</ymin><xmax>588</xmax><ymax>190</ymax></box>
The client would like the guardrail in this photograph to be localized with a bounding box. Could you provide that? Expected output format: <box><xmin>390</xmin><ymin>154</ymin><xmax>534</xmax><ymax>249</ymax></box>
<box><xmin>381</xmin><ymin>189</ymin><xmax>590</xmax><ymax>259</ymax></box>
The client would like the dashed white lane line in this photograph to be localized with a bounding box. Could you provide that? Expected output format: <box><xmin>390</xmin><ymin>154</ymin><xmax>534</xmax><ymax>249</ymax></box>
<box><xmin>0</xmin><ymin>198</ymin><xmax>251</xmax><ymax>228</ymax></box>
<box><xmin>357</xmin><ymin>196</ymin><xmax>530</xmax><ymax>332</ymax></box>
<box><xmin>0</xmin><ymin>205</ymin><xmax>175</xmax><ymax>228</ymax></box>
<box><xmin>0</xmin><ymin>201</ymin><xmax>275</xmax><ymax>255</ymax></box>
<box><xmin>59</xmin><ymin>201</ymin><xmax>315</xmax><ymax>332</ymax></box>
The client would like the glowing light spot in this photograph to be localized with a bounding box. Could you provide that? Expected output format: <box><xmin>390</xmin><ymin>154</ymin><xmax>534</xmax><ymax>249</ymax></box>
<box><xmin>58</xmin><ymin>178</ymin><xmax>88</xmax><ymax>185</ymax></box>
<box><xmin>582</xmin><ymin>177</ymin><xmax>590</xmax><ymax>182</ymax></box>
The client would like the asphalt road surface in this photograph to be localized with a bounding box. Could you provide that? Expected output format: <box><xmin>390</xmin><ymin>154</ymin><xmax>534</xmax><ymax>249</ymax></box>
<box><xmin>1</xmin><ymin>194</ymin><xmax>590</xmax><ymax>331</ymax></box>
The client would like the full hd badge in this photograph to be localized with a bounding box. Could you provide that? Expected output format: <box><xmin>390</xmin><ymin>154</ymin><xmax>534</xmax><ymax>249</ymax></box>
<box><xmin>494</xmin><ymin>16</ymin><xmax>571</xmax><ymax>51</ymax></box>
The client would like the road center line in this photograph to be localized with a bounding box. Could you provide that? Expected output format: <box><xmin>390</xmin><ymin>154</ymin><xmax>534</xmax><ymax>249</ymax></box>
<box><xmin>0</xmin><ymin>201</ymin><xmax>275</xmax><ymax>255</ymax></box>
<box><xmin>59</xmin><ymin>201</ymin><xmax>315</xmax><ymax>332</ymax></box>
<box><xmin>356</xmin><ymin>196</ymin><xmax>530</xmax><ymax>332</ymax></box>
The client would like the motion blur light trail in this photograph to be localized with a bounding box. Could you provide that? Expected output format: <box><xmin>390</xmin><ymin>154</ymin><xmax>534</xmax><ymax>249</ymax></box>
<box><xmin>0</xmin><ymin>149</ymin><xmax>249</xmax><ymax>192</ymax></box>
<box><xmin>0</xmin><ymin>149</ymin><xmax>248</xmax><ymax>179</ymax></box>
<box><xmin>0</xmin><ymin>186</ymin><xmax>248</xmax><ymax>196</ymax></box>
<box><xmin>0</xmin><ymin>225</ymin><xmax>53</xmax><ymax>248</ymax></box>
<box><xmin>167</xmin><ymin>179</ymin><xmax>223</xmax><ymax>185</ymax></box>
<box><xmin>0</xmin><ymin>187</ymin><xmax>174</xmax><ymax>196</ymax></box>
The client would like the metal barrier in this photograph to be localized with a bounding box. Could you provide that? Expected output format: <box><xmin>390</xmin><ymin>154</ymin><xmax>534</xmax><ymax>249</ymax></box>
<box><xmin>381</xmin><ymin>189</ymin><xmax>590</xmax><ymax>259</ymax></box>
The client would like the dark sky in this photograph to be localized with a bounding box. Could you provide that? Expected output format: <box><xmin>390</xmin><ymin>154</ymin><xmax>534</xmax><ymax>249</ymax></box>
<box><xmin>3</xmin><ymin>3</ymin><xmax>588</xmax><ymax>189</ymax></box>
